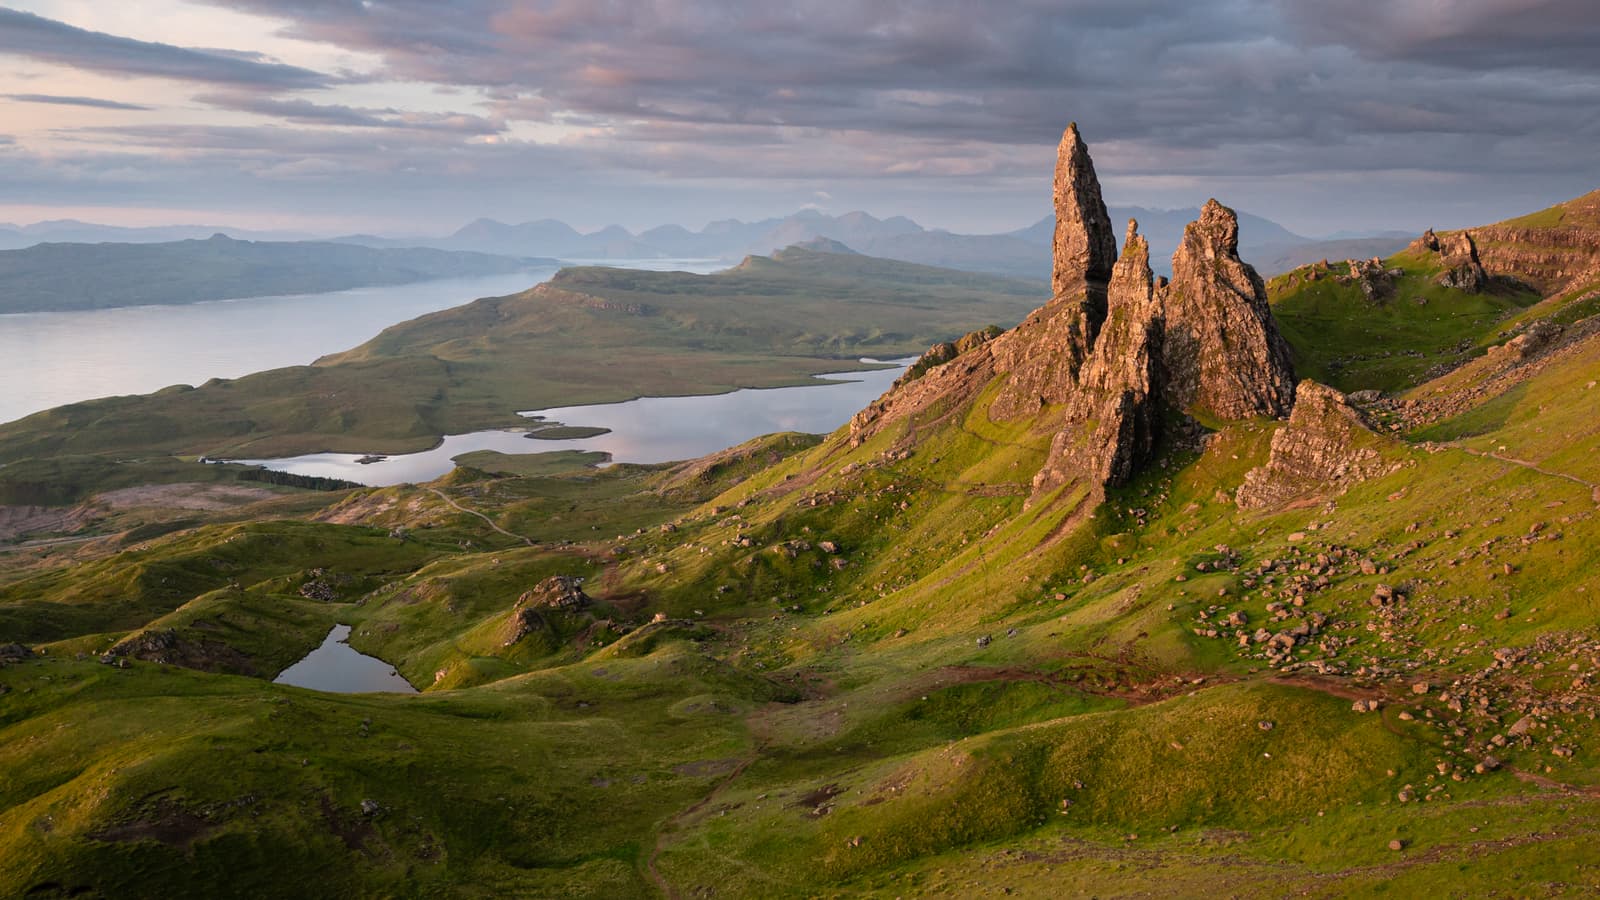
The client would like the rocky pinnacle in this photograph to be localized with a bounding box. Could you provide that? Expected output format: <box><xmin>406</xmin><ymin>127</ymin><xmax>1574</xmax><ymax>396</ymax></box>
<box><xmin>1033</xmin><ymin>219</ymin><xmax>1165</xmax><ymax>499</ymax></box>
<box><xmin>1052</xmin><ymin>123</ymin><xmax>1118</xmax><ymax>352</ymax></box>
<box><xmin>1164</xmin><ymin>199</ymin><xmax>1297</xmax><ymax>420</ymax></box>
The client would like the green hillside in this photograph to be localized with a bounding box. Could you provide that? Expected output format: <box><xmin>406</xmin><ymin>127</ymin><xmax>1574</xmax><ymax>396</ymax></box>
<box><xmin>6</xmin><ymin>189</ymin><xmax>1600</xmax><ymax>897</ymax></box>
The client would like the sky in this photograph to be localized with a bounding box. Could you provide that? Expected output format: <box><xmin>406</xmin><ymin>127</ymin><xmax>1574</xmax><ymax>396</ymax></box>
<box><xmin>0</xmin><ymin>0</ymin><xmax>1597</xmax><ymax>238</ymax></box>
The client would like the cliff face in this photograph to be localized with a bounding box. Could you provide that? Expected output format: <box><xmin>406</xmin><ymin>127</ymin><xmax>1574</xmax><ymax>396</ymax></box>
<box><xmin>1408</xmin><ymin>190</ymin><xmax>1600</xmax><ymax>295</ymax></box>
<box><xmin>1165</xmin><ymin>199</ymin><xmax>1298</xmax><ymax>421</ymax></box>
<box><xmin>853</xmin><ymin>124</ymin><xmax>1301</xmax><ymax>503</ymax></box>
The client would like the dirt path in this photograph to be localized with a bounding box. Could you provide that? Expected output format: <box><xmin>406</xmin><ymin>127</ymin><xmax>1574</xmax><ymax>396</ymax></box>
<box><xmin>644</xmin><ymin>754</ymin><xmax>759</xmax><ymax>899</ymax></box>
<box><xmin>425</xmin><ymin>488</ymin><xmax>533</xmax><ymax>545</ymax></box>
<box><xmin>1455</xmin><ymin>446</ymin><xmax>1600</xmax><ymax>503</ymax></box>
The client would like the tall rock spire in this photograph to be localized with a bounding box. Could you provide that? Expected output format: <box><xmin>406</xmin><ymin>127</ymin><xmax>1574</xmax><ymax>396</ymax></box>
<box><xmin>1163</xmin><ymin>199</ymin><xmax>1296</xmax><ymax>420</ymax></box>
<box><xmin>1052</xmin><ymin>122</ymin><xmax>1118</xmax><ymax>299</ymax></box>
<box><xmin>1033</xmin><ymin>219</ymin><xmax>1165</xmax><ymax>500</ymax></box>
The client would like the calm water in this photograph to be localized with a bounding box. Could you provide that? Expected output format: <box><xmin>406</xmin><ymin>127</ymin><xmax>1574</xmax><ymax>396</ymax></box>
<box><xmin>237</xmin><ymin>361</ymin><xmax>910</xmax><ymax>486</ymax></box>
<box><xmin>0</xmin><ymin>259</ymin><xmax>722</xmax><ymax>425</ymax></box>
<box><xmin>274</xmin><ymin>624</ymin><xmax>418</xmax><ymax>694</ymax></box>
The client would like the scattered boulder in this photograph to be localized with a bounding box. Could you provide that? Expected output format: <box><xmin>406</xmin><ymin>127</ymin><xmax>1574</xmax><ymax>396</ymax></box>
<box><xmin>0</xmin><ymin>643</ymin><xmax>33</xmax><ymax>662</ymax></box>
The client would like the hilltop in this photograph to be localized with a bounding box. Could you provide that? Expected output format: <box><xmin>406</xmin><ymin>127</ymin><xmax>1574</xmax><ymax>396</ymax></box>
<box><xmin>4</xmin><ymin>128</ymin><xmax>1600</xmax><ymax>897</ymax></box>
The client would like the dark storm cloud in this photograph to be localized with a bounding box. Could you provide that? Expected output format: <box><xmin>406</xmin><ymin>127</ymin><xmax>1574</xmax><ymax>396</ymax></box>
<box><xmin>1277</xmin><ymin>0</ymin><xmax>1600</xmax><ymax>72</ymax></box>
<box><xmin>196</xmin><ymin>0</ymin><xmax>1600</xmax><ymax>166</ymax></box>
<box><xmin>8</xmin><ymin>1</ymin><xmax>1600</xmax><ymax>234</ymax></box>
<box><xmin>4</xmin><ymin>93</ymin><xmax>152</xmax><ymax>111</ymax></box>
<box><xmin>0</xmin><ymin>8</ymin><xmax>328</xmax><ymax>89</ymax></box>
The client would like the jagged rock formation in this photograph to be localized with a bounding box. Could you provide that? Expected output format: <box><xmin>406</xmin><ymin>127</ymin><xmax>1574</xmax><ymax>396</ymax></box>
<box><xmin>1033</xmin><ymin>220</ymin><xmax>1164</xmax><ymax>498</ymax></box>
<box><xmin>1165</xmin><ymin>199</ymin><xmax>1297</xmax><ymax>420</ymax></box>
<box><xmin>1344</xmin><ymin>257</ymin><xmax>1402</xmax><ymax>303</ymax></box>
<box><xmin>1237</xmin><ymin>381</ymin><xmax>1397</xmax><ymax>509</ymax></box>
<box><xmin>517</xmin><ymin>575</ymin><xmax>590</xmax><ymax>611</ymax></box>
<box><xmin>1051</xmin><ymin>122</ymin><xmax>1119</xmax><ymax>356</ymax></box>
<box><xmin>894</xmin><ymin>326</ymin><xmax>1001</xmax><ymax>389</ymax></box>
<box><xmin>502</xmin><ymin>576</ymin><xmax>591</xmax><ymax>647</ymax></box>
<box><xmin>1419</xmin><ymin>228</ymin><xmax>1489</xmax><ymax>292</ymax></box>
<box><xmin>109</xmin><ymin>627</ymin><xmax>256</xmax><ymax>674</ymax></box>
<box><xmin>855</xmin><ymin>126</ymin><xmax>1300</xmax><ymax>504</ymax></box>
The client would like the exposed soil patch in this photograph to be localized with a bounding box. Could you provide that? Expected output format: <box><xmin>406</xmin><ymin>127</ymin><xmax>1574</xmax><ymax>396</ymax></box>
<box><xmin>0</xmin><ymin>504</ymin><xmax>95</xmax><ymax>542</ymax></box>
<box><xmin>96</xmin><ymin>483</ymin><xmax>280</xmax><ymax>511</ymax></box>
<box><xmin>87</xmin><ymin>800</ymin><xmax>217</xmax><ymax>849</ymax></box>
<box><xmin>319</xmin><ymin>795</ymin><xmax>375</xmax><ymax>852</ymax></box>
<box><xmin>673</xmin><ymin>757</ymin><xmax>744</xmax><ymax>778</ymax></box>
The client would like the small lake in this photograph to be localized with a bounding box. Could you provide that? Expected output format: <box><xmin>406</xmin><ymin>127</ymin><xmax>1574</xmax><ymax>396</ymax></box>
<box><xmin>236</xmin><ymin>360</ymin><xmax>911</xmax><ymax>486</ymax></box>
<box><xmin>0</xmin><ymin>259</ymin><xmax>723</xmax><ymax>425</ymax></box>
<box><xmin>274</xmin><ymin>624</ymin><xmax>418</xmax><ymax>694</ymax></box>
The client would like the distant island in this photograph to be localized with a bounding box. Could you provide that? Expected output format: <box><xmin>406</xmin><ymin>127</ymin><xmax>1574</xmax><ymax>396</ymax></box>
<box><xmin>0</xmin><ymin>234</ymin><xmax>556</xmax><ymax>314</ymax></box>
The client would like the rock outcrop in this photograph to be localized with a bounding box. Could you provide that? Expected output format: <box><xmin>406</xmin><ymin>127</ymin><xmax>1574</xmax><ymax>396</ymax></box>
<box><xmin>502</xmin><ymin>576</ymin><xmax>591</xmax><ymax>647</ymax></box>
<box><xmin>1420</xmin><ymin>228</ymin><xmax>1489</xmax><ymax>292</ymax></box>
<box><xmin>1344</xmin><ymin>257</ymin><xmax>1402</xmax><ymax>303</ymax></box>
<box><xmin>1165</xmin><ymin>199</ymin><xmax>1297</xmax><ymax>420</ymax></box>
<box><xmin>517</xmin><ymin>575</ymin><xmax>590</xmax><ymax>611</ymax></box>
<box><xmin>0</xmin><ymin>643</ymin><xmax>33</xmax><ymax>662</ymax></box>
<box><xmin>1033</xmin><ymin>220</ymin><xmax>1165</xmax><ymax>498</ymax></box>
<box><xmin>108</xmin><ymin>627</ymin><xmax>256</xmax><ymax>675</ymax></box>
<box><xmin>854</xmin><ymin>126</ymin><xmax>1301</xmax><ymax>505</ymax></box>
<box><xmin>1237</xmin><ymin>381</ymin><xmax>1397</xmax><ymax>509</ymax></box>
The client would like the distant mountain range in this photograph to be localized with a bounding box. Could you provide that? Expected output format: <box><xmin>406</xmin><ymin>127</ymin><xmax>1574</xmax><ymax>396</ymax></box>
<box><xmin>1</xmin><ymin>209</ymin><xmax>1415</xmax><ymax>283</ymax></box>
<box><xmin>336</xmin><ymin>207</ymin><xmax>1413</xmax><ymax>279</ymax></box>
<box><xmin>0</xmin><ymin>234</ymin><xmax>551</xmax><ymax>314</ymax></box>
<box><xmin>0</xmin><ymin>220</ymin><xmax>322</xmax><ymax>251</ymax></box>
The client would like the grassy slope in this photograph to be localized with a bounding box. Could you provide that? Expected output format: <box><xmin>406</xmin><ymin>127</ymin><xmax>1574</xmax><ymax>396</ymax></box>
<box><xmin>1269</xmin><ymin>253</ymin><xmax>1540</xmax><ymax>393</ymax></box>
<box><xmin>9</xmin><ymin>215</ymin><xmax>1600</xmax><ymax>895</ymax></box>
<box><xmin>9</xmin><ymin>312</ymin><xmax>1600</xmax><ymax>895</ymax></box>
<box><xmin>0</xmin><ymin>250</ymin><xmax>1045</xmax><ymax>502</ymax></box>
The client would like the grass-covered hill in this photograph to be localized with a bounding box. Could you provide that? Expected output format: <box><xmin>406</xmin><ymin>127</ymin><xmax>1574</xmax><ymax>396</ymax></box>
<box><xmin>0</xmin><ymin>234</ymin><xmax>550</xmax><ymax>314</ymax></box>
<box><xmin>1269</xmin><ymin>190</ymin><xmax>1600</xmax><ymax>395</ymax></box>
<box><xmin>0</xmin><ymin>247</ymin><xmax>1046</xmax><ymax>504</ymax></box>
<box><xmin>5</xmin><ymin>182</ymin><xmax>1600</xmax><ymax>896</ymax></box>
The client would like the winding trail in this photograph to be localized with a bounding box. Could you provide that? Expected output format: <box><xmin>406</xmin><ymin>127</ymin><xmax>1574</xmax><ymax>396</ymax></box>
<box><xmin>424</xmin><ymin>488</ymin><xmax>533</xmax><ymax>545</ymax></box>
<box><xmin>1454</xmin><ymin>446</ymin><xmax>1600</xmax><ymax>504</ymax></box>
<box><xmin>644</xmin><ymin>754</ymin><xmax>760</xmax><ymax>899</ymax></box>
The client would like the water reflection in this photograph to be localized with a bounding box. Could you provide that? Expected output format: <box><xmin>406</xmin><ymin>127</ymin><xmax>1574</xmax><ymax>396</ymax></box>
<box><xmin>273</xmin><ymin>624</ymin><xmax>418</xmax><ymax>694</ymax></box>
<box><xmin>236</xmin><ymin>360</ymin><xmax>909</xmax><ymax>486</ymax></box>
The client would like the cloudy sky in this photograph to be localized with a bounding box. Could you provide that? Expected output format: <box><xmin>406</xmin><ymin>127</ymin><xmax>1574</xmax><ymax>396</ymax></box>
<box><xmin>0</xmin><ymin>0</ymin><xmax>1596</xmax><ymax>237</ymax></box>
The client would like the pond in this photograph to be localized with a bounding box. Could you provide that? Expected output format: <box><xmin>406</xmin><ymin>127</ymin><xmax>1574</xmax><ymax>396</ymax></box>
<box><xmin>235</xmin><ymin>359</ymin><xmax>911</xmax><ymax>486</ymax></box>
<box><xmin>273</xmin><ymin>624</ymin><xmax>418</xmax><ymax>694</ymax></box>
